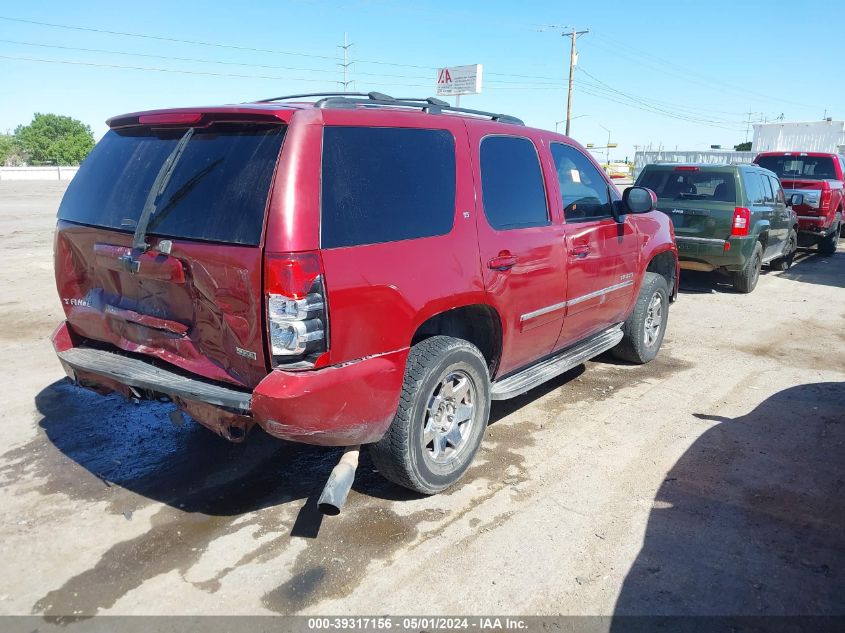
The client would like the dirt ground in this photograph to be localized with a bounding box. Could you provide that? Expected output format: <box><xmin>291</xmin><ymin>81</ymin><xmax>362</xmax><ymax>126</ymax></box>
<box><xmin>0</xmin><ymin>181</ymin><xmax>842</xmax><ymax>618</ymax></box>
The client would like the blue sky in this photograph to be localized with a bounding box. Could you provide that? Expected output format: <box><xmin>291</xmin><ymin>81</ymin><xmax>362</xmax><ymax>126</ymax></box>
<box><xmin>0</xmin><ymin>0</ymin><xmax>838</xmax><ymax>160</ymax></box>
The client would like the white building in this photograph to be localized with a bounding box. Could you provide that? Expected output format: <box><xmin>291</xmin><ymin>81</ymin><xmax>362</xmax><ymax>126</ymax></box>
<box><xmin>752</xmin><ymin>120</ymin><xmax>845</xmax><ymax>153</ymax></box>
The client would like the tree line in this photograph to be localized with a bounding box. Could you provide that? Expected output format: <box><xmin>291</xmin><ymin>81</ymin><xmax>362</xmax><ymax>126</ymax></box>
<box><xmin>1</xmin><ymin>113</ymin><xmax>95</xmax><ymax>167</ymax></box>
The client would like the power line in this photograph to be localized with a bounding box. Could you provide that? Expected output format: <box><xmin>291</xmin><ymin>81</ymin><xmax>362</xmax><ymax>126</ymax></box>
<box><xmin>0</xmin><ymin>14</ymin><xmax>621</xmax><ymax>85</ymax></box>
<box><xmin>0</xmin><ymin>53</ymin><xmax>433</xmax><ymax>88</ymax></box>
<box><xmin>0</xmin><ymin>35</ymin><xmax>591</xmax><ymax>87</ymax></box>
<box><xmin>586</xmin><ymin>31</ymin><xmax>817</xmax><ymax>110</ymax></box>
<box><xmin>575</xmin><ymin>68</ymin><xmax>746</xmax><ymax>125</ymax></box>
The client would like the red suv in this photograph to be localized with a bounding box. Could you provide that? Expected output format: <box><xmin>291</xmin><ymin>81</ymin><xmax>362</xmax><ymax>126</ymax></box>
<box><xmin>52</xmin><ymin>92</ymin><xmax>679</xmax><ymax>504</ymax></box>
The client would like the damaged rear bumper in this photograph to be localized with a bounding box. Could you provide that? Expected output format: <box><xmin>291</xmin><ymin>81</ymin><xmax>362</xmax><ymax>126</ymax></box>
<box><xmin>52</xmin><ymin>321</ymin><xmax>408</xmax><ymax>446</ymax></box>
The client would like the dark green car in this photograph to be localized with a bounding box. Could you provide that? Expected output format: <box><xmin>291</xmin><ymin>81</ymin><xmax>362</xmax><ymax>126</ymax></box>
<box><xmin>635</xmin><ymin>163</ymin><xmax>800</xmax><ymax>293</ymax></box>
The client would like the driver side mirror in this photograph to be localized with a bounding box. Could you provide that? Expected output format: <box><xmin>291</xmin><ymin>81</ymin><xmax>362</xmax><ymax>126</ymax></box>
<box><xmin>787</xmin><ymin>193</ymin><xmax>804</xmax><ymax>207</ymax></box>
<box><xmin>623</xmin><ymin>186</ymin><xmax>657</xmax><ymax>214</ymax></box>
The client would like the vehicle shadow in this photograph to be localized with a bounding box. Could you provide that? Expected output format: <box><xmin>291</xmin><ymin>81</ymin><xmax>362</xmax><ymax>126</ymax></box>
<box><xmin>679</xmin><ymin>246</ymin><xmax>844</xmax><ymax>294</ymax></box>
<box><xmin>31</xmin><ymin>362</ymin><xmax>591</xmax><ymax>535</ymax></box>
<box><xmin>32</xmin><ymin>380</ymin><xmax>421</xmax><ymax>519</ymax></box>
<box><xmin>777</xmin><ymin>247</ymin><xmax>845</xmax><ymax>289</ymax></box>
<box><xmin>677</xmin><ymin>269</ymin><xmax>738</xmax><ymax>294</ymax></box>
<box><xmin>612</xmin><ymin>382</ymin><xmax>845</xmax><ymax>619</ymax></box>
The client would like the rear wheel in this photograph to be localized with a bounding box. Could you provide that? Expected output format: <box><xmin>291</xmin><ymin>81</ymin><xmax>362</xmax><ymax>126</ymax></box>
<box><xmin>612</xmin><ymin>272</ymin><xmax>669</xmax><ymax>364</ymax></box>
<box><xmin>732</xmin><ymin>242</ymin><xmax>763</xmax><ymax>293</ymax></box>
<box><xmin>772</xmin><ymin>230</ymin><xmax>797</xmax><ymax>271</ymax></box>
<box><xmin>819</xmin><ymin>222</ymin><xmax>840</xmax><ymax>256</ymax></box>
<box><xmin>369</xmin><ymin>336</ymin><xmax>490</xmax><ymax>494</ymax></box>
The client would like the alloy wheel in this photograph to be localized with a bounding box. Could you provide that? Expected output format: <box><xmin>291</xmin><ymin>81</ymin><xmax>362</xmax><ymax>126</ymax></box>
<box><xmin>421</xmin><ymin>370</ymin><xmax>477</xmax><ymax>466</ymax></box>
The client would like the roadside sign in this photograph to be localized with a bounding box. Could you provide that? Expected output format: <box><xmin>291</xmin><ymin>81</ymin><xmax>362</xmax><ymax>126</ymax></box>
<box><xmin>436</xmin><ymin>64</ymin><xmax>483</xmax><ymax>96</ymax></box>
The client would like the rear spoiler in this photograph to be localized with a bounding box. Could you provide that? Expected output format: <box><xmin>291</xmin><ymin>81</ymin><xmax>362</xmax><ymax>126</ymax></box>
<box><xmin>107</xmin><ymin>110</ymin><xmax>288</xmax><ymax>129</ymax></box>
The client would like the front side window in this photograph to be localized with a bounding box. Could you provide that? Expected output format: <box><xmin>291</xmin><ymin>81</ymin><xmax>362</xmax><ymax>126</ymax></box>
<box><xmin>551</xmin><ymin>143</ymin><xmax>611</xmax><ymax>221</ymax></box>
<box><xmin>321</xmin><ymin>126</ymin><xmax>456</xmax><ymax>248</ymax></box>
<box><xmin>479</xmin><ymin>136</ymin><xmax>549</xmax><ymax>230</ymax></box>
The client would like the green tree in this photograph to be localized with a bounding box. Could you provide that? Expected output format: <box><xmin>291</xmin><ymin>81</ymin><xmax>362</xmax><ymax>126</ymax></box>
<box><xmin>0</xmin><ymin>134</ymin><xmax>15</xmax><ymax>165</ymax></box>
<box><xmin>14</xmin><ymin>113</ymin><xmax>95</xmax><ymax>165</ymax></box>
<box><xmin>734</xmin><ymin>141</ymin><xmax>752</xmax><ymax>151</ymax></box>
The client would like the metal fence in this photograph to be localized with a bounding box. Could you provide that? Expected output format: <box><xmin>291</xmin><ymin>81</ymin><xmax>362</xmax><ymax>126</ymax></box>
<box><xmin>632</xmin><ymin>151</ymin><xmax>756</xmax><ymax>180</ymax></box>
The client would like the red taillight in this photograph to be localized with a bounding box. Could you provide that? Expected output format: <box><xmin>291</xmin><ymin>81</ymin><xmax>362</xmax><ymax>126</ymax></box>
<box><xmin>264</xmin><ymin>252</ymin><xmax>328</xmax><ymax>366</ymax></box>
<box><xmin>820</xmin><ymin>187</ymin><xmax>832</xmax><ymax>211</ymax></box>
<box><xmin>138</xmin><ymin>112</ymin><xmax>203</xmax><ymax>125</ymax></box>
<box><xmin>265</xmin><ymin>252</ymin><xmax>322</xmax><ymax>300</ymax></box>
<box><xmin>674</xmin><ymin>166</ymin><xmax>700</xmax><ymax>171</ymax></box>
<box><xmin>731</xmin><ymin>207</ymin><xmax>750</xmax><ymax>237</ymax></box>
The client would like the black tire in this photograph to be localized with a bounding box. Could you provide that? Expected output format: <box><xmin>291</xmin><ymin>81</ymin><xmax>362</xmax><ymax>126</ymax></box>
<box><xmin>369</xmin><ymin>336</ymin><xmax>491</xmax><ymax>494</ymax></box>
<box><xmin>819</xmin><ymin>222</ymin><xmax>840</xmax><ymax>256</ymax></box>
<box><xmin>612</xmin><ymin>272</ymin><xmax>669</xmax><ymax>364</ymax></box>
<box><xmin>771</xmin><ymin>230</ymin><xmax>797</xmax><ymax>271</ymax></box>
<box><xmin>732</xmin><ymin>241</ymin><xmax>763</xmax><ymax>293</ymax></box>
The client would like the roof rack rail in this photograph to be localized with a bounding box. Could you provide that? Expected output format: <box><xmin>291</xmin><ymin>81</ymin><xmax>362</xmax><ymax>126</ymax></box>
<box><xmin>255</xmin><ymin>91</ymin><xmax>524</xmax><ymax>125</ymax></box>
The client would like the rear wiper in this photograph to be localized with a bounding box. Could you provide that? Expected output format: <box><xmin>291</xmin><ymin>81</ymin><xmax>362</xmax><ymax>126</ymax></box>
<box><xmin>146</xmin><ymin>158</ymin><xmax>224</xmax><ymax>233</ymax></box>
<box><xmin>130</xmin><ymin>127</ymin><xmax>195</xmax><ymax>255</ymax></box>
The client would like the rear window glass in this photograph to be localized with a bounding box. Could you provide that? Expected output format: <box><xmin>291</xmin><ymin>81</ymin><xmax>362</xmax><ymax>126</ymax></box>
<box><xmin>755</xmin><ymin>156</ymin><xmax>837</xmax><ymax>180</ymax></box>
<box><xmin>321</xmin><ymin>126</ymin><xmax>456</xmax><ymax>249</ymax></box>
<box><xmin>58</xmin><ymin>123</ymin><xmax>285</xmax><ymax>245</ymax></box>
<box><xmin>639</xmin><ymin>169</ymin><xmax>737</xmax><ymax>203</ymax></box>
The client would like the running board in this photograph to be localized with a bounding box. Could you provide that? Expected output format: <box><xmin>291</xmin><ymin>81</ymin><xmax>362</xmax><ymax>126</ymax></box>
<box><xmin>490</xmin><ymin>325</ymin><xmax>624</xmax><ymax>400</ymax></box>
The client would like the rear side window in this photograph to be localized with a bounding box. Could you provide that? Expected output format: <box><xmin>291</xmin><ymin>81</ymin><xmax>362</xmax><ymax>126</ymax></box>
<box><xmin>58</xmin><ymin>123</ymin><xmax>285</xmax><ymax>245</ymax></box>
<box><xmin>743</xmin><ymin>172</ymin><xmax>766</xmax><ymax>205</ymax></box>
<box><xmin>769</xmin><ymin>176</ymin><xmax>785</xmax><ymax>204</ymax></box>
<box><xmin>640</xmin><ymin>169</ymin><xmax>737</xmax><ymax>203</ymax></box>
<box><xmin>480</xmin><ymin>136</ymin><xmax>549</xmax><ymax>230</ymax></box>
<box><xmin>760</xmin><ymin>174</ymin><xmax>775</xmax><ymax>203</ymax></box>
<box><xmin>321</xmin><ymin>126</ymin><xmax>456</xmax><ymax>248</ymax></box>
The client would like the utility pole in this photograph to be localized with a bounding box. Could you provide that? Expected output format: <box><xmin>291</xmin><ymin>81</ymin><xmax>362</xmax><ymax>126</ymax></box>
<box><xmin>337</xmin><ymin>33</ymin><xmax>354</xmax><ymax>92</ymax></box>
<box><xmin>563</xmin><ymin>28</ymin><xmax>589</xmax><ymax>136</ymax></box>
<box><xmin>745</xmin><ymin>109</ymin><xmax>753</xmax><ymax>144</ymax></box>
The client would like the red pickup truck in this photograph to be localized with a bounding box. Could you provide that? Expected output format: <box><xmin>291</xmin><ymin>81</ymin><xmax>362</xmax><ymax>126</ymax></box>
<box><xmin>51</xmin><ymin>92</ymin><xmax>678</xmax><ymax>507</ymax></box>
<box><xmin>754</xmin><ymin>152</ymin><xmax>844</xmax><ymax>254</ymax></box>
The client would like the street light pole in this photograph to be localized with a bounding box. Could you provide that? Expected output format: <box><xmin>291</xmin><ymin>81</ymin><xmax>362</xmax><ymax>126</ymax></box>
<box><xmin>563</xmin><ymin>28</ymin><xmax>589</xmax><ymax>136</ymax></box>
<box><xmin>599</xmin><ymin>124</ymin><xmax>611</xmax><ymax>170</ymax></box>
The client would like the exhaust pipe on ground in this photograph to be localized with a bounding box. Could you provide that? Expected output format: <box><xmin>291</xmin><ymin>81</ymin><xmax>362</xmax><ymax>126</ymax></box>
<box><xmin>317</xmin><ymin>445</ymin><xmax>360</xmax><ymax>515</ymax></box>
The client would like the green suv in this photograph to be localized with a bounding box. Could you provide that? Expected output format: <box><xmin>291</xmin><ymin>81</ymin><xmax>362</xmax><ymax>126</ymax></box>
<box><xmin>635</xmin><ymin>163</ymin><xmax>800</xmax><ymax>293</ymax></box>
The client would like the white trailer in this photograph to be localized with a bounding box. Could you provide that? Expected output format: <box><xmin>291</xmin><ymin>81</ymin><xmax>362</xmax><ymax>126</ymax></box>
<box><xmin>752</xmin><ymin>120</ymin><xmax>845</xmax><ymax>153</ymax></box>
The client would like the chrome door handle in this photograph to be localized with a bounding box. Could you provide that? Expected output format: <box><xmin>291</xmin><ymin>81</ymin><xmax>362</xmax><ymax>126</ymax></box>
<box><xmin>488</xmin><ymin>255</ymin><xmax>518</xmax><ymax>271</ymax></box>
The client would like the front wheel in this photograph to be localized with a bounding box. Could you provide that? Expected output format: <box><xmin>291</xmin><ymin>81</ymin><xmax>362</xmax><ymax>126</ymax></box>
<box><xmin>369</xmin><ymin>336</ymin><xmax>491</xmax><ymax>494</ymax></box>
<box><xmin>612</xmin><ymin>272</ymin><xmax>670</xmax><ymax>364</ymax></box>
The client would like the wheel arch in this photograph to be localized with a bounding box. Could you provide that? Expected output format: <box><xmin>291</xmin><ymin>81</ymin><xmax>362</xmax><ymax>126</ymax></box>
<box><xmin>411</xmin><ymin>304</ymin><xmax>503</xmax><ymax>378</ymax></box>
<box><xmin>646</xmin><ymin>248</ymin><xmax>679</xmax><ymax>302</ymax></box>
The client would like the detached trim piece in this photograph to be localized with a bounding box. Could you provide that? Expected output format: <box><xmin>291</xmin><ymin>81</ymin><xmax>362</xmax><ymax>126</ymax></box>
<box><xmin>57</xmin><ymin>347</ymin><xmax>252</xmax><ymax>412</ymax></box>
<box><xmin>491</xmin><ymin>324</ymin><xmax>624</xmax><ymax>400</ymax></box>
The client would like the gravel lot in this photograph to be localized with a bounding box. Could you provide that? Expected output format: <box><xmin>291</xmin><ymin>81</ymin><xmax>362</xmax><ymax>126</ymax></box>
<box><xmin>0</xmin><ymin>181</ymin><xmax>842</xmax><ymax>617</ymax></box>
